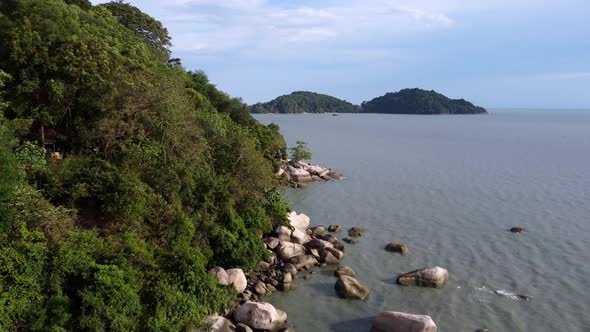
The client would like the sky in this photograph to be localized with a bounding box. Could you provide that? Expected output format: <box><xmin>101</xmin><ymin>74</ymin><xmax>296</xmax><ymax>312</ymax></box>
<box><xmin>91</xmin><ymin>0</ymin><xmax>590</xmax><ymax>109</ymax></box>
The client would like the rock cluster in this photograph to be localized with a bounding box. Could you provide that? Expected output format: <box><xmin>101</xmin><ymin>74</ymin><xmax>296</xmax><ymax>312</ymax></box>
<box><xmin>278</xmin><ymin>161</ymin><xmax>344</xmax><ymax>188</ymax></box>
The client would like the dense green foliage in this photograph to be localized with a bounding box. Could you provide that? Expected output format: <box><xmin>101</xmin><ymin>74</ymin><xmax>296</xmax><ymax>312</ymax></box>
<box><xmin>289</xmin><ymin>141</ymin><xmax>312</xmax><ymax>163</ymax></box>
<box><xmin>0</xmin><ymin>1</ymin><xmax>288</xmax><ymax>330</ymax></box>
<box><xmin>250</xmin><ymin>91</ymin><xmax>360</xmax><ymax>114</ymax></box>
<box><xmin>361</xmin><ymin>88</ymin><xmax>487</xmax><ymax>114</ymax></box>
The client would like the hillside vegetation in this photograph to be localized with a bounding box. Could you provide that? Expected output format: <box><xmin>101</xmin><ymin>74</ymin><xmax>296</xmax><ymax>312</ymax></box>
<box><xmin>361</xmin><ymin>88</ymin><xmax>487</xmax><ymax>114</ymax></box>
<box><xmin>0</xmin><ymin>0</ymin><xmax>289</xmax><ymax>330</ymax></box>
<box><xmin>250</xmin><ymin>91</ymin><xmax>360</xmax><ymax>113</ymax></box>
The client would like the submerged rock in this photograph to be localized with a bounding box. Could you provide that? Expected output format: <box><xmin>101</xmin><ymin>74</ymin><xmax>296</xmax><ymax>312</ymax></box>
<box><xmin>342</xmin><ymin>237</ymin><xmax>358</xmax><ymax>244</ymax></box>
<box><xmin>510</xmin><ymin>227</ymin><xmax>526</xmax><ymax>233</ymax></box>
<box><xmin>335</xmin><ymin>266</ymin><xmax>356</xmax><ymax>278</ymax></box>
<box><xmin>371</xmin><ymin>311</ymin><xmax>437</xmax><ymax>332</ymax></box>
<box><xmin>397</xmin><ymin>267</ymin><xmax>448</xmax><ymax>289</ymax></box>
<box><xmin>335</xmin><ymin>275</ymin><xmax>369</xmax><ymax>300</ymax></box>
<box><xmin>348</xmin><ymin>227</ymin><xmax>367</xmax><ymax>237</ymax></box>
<box><xmin>385</xmin><ymin>243</ymin><xmax>408</xmax><ymax>255</ymax></box>
<box><xmin>234</xmin><ymin>301</ymin><xmax>287</xmax><ymax>331</ymax></box>
<box><xmin>328</xmin><ymin>224</ymin><xmax>343</xmax><ymax>233</ymax></box>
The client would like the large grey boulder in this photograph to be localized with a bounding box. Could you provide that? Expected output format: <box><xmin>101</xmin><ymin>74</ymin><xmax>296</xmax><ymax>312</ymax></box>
<box><xmin>371</xmin><ymin>311</ymin><xmax>437</xmax><ymax>332</ymax></box>
<box><xmin>288</xmin><ymin>255</ymin><xmax>318</xmax><ymax>270</ymax></box>
<box><xmin>286</xmin><ymin>166</ymin><xmax>313</xmax><ymax>183</ymax></box>
<box><xmin>397</xmin><ymin>267</ymin><xmax>448</xmax><ymax>289</ymax></box>
<box><xmin>290</xmin><ymin>228</ymin><xmax>312</xmax><ymax>245</ymax></box>
<box><xmin>277</xmin><ymin>241</ymin><xmax>306</xmax><ymax>260</ymax></box>
<box><xmin>288</xmin><ymin>211</ymin><xmax>310</xmax><ymax>230</ymax></box>
<box><xmin>234</xmin><ymin>301</ymin><xmax>287</xmax><ymax>331</ymax></box>
<box><xmin>335</xmin><ymin>275</ymin><xmax>369</xmax><ymax>300</ymax></box>
<box><xmin>226</xmin><ymin>268</ymin><xmax>248</xmax><ymax>293</ymax></box>
<box><xmin>209</xmin><ymin>267</ymin><xmax>229</xmax><ymax>286</ymax></box>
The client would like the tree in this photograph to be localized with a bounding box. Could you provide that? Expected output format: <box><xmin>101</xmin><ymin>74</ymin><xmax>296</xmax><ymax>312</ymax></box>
<box><xmin>289</xmin><ymin>141</ymin><xmax>312</xmax><ymax>163</ymax></box>
<box><xmin>101</xmin><ymin>1</ymin><xmax>172</xmax><ymax>61</ymax></box>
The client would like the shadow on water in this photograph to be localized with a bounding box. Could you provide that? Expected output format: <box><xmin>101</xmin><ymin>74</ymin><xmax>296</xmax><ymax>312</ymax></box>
<box><xmin>305</xmin><ymin>281</ymin><xmax>338</xmax><ymax>299</ymax></box>
<box><xmin>330</xmin><ymin>317</ymin><xmax>374</xmax><ymax>332</ymax></box>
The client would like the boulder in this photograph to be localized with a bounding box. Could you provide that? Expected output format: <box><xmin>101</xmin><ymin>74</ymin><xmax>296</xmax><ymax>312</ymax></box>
<box><xmin>328</xmin><ymin>224</ymin><xmax>343</xmax><ymax>233</ymax></box>
<box><xmin>275</xmin><ymin>226</ymin><xmax>292</xmax><ymax>242</ymax></box>
<box><xmin>288</xmin><ymin>211</ymin><xmax>311</xmax><ymax>230</ymax></box>
<box><xmin>510</xmin><ymin>227</ymin><xmax>526</xmax><ymax>233</ymax></box>
<box><xmin>371</xmin><ymin>311</ymin><xmax>437</xmax><ymax>332</ymax></box>
<box><xmin>320</xmin><ymin>248</ymin><xmax>344</xmax><ymax>264</ymax></box>
<box><xmin>236</xmin><ymin>323</ymin><xmax>254</xmax><ymax>332</ymax></box>
<box><xmin>335</xmin><ymin>275</ymin><xmax>369</xmax><ymax>300</ymax></box>
<box><xmin>385</xmin><ymin>243</ymin><xmax>408</xmax><ymax>255</ymax></box>
<box><xmin>291</xmin><ymin>228</ymin><xmax>312</xmax><ymax>244</ymax></box>
<box><xmin>199</xmin><ymin>315</ymin><xmax>235</xmax><ymax>332</ymax></box>
<box><xmin>277</xmin><ymin>242</ymin><xmax>306</xmax><ymax>260</ymax></box>
<box><xmin>226</xmin><ymin>268</ymin><xmax>248</xmax><ymax>293</ymax></box>
<box><xmin>283</xmin><ymin>263</ymin><xmax>297</xmax><ymax>276</ymax></box>
<box><xmin>335</xmin><ymin>266</ymin><xmax>356</xmax><ymax>278</ymax></box>
<box><xmin>264</xmin><ymin>237</ymin><xmax>281</xmax><ymax>250</ymax></box>
<box><xmin>397</xmin><ymin>267</ymin><xmax>448</xmax><ymax>289</ymax></box>
<box><xmin>307</xmin><ymin>238</ymin><xmax>334</xmax><ymax>250</ymax></box>
<box><xmin>254</xmin><ymin>281</ymin><xmax>267</xmax><ymax>296</ymax></box>
<box><xmin>348</xmin><ymin>227</ymin><xmax>367</xmax><ymax>237</ymax></box>
<box><xmin>288</xmin><ymin>255</ymin><xmax>318</xmax><ymax>270</ymax></box>
<box><xmin>234</xmin><ymin>301</ymin><xmax>287</xmax><ymax>331</ymax></box>
<box><xmin>286</xmin><ymin>166</ymin><xmax>313</xmax><ymax>183</ymax></box>
<box><xmin>310</xmin><ymin>225</ymin><xmax>326</xmax><ymax>237</ymax></box>
<box><xmin>282</xmin><ymin>272</ymin><xmax>292</xmax><ymax>284</ymax></box>
<box><xmin>320</xmin><ymin>234</ymin><xmax>339</xmax><ymax>244</ymax></box>
<box><xmin>327</xmin><ymin>171</ymin><xmax>344</xmax><ymax>180</ymax></box>
<box><xmin>209</xmin><ymin>267</ymin><xmax>229</xmax><ymax>286</ymax></box>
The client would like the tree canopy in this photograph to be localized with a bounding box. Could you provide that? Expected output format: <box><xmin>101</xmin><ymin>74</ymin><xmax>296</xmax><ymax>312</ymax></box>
<box><xmin>250</xmin><ymin>91</ymin><xmax>361</xmax><ymax>114</ymax></box>
<box><xmin>361</xmin><ymin>88</ymin><xmax>487</xmax><ymax>114</ymax></box>
<box><xmin>0</xmin><ymin>1</ymin><xmax>288</xmax><ymax>330</ymax></box>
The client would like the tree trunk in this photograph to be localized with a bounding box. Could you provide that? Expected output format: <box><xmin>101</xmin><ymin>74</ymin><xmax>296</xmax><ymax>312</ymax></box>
<box><xmin>40</xmin><ymin>119</ymin><xmax>45</xmax><ymax>147</ymax></box>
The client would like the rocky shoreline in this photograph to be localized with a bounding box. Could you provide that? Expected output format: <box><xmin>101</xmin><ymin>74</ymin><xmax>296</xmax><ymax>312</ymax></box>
<box><xmin>276</xmin><ymin>161</ymin><xmax>344</xmax><ymax>188</ymax></box>
<box><xmin>202</xmin><ymin>210</ymin><xmax>445</xmax><ymax>332</ymax></box>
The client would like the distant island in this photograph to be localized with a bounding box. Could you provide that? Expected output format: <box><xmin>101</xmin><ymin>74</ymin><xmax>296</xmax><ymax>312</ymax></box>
<box><xmin>250</xmin><ymin>91</ymin><xmax>360</xmax><ymax>113</ymax></box>
<box><xmin>251</xmin><ymin>88</ymin><xmax>487</xmax><ymax>114</ymax></box>
<box><xmin>361</xmin><ymin>88</ymin><xmax>487</xmax><ymax>114</ymax></box>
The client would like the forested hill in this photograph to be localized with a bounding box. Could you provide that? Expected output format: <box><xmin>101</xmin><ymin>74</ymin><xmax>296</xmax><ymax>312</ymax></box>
<box><xmin>0</xmin><ymin>0</ymin><xmax>289</xmax><ymax>330</ymax></box>
<box><xmin>361</xmin><ymin>88</ymin><xmax>487</xmax><ymax>114</ymax></box>
<box><xmin>250</xmin><ymin>91</ymin><xmax>361</xmax><ymax>113</ymax></box>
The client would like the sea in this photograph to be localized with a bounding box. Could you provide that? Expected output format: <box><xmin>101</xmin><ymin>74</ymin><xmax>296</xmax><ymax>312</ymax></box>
<box><xmin>254</xmin><ymin>110</ymin><xmax>590</xmax><ymax>332</ymax></box>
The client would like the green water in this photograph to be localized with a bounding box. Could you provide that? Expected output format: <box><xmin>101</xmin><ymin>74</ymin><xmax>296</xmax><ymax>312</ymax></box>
<box><xmin>255</xmin><ymin>111</ymin><xmax>590</xmax><ymax>332</ymax></box>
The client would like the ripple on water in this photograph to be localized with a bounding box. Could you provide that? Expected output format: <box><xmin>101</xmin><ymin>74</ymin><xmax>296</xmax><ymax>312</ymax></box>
<box><xmin>256</xmin><ymin>112</ymin><xmax>590</xmax><ymax>331</ymax></box>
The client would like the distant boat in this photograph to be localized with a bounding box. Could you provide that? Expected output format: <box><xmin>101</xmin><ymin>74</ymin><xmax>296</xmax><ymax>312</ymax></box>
<box><xmin>332</xmin><ymin>113</ymin><xmax>339</xmax><ymax>116</ymax></box>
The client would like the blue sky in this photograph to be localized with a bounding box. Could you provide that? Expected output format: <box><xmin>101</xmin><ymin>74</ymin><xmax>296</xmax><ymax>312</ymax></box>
<box><xmin>92</xmin><ymin>0</ymin><xmax>590</xmax><ymax>108</ymax></box>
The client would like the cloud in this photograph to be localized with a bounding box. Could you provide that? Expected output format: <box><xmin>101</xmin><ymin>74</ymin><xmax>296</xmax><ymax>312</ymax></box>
<box><xmin>162</xmin><ymin>0</ymin><xmax>456</xmax><ymax>55</ymax></box>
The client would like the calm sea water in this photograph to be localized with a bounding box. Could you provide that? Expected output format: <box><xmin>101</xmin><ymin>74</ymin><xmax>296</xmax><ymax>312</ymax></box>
<box><xmin>255</xmin><ymin>111</ymin><xmax>590</xmax><ymax>332</ymax></box>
